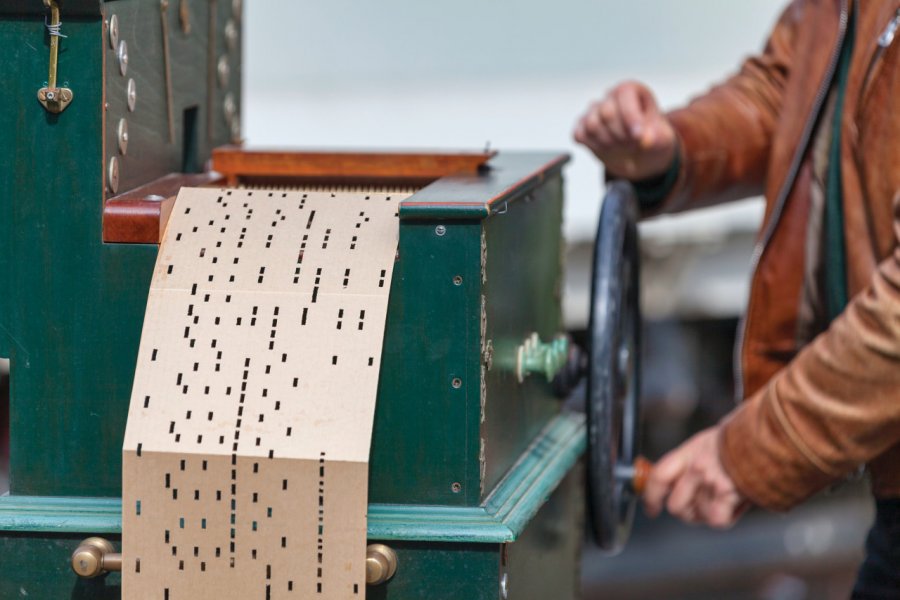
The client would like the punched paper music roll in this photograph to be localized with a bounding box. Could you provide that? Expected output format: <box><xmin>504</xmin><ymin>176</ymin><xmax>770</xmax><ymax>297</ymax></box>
<box><xmin>122</xmin><ymin>186</ymin><xmax>408</xmax><ymax>599</ymax></box>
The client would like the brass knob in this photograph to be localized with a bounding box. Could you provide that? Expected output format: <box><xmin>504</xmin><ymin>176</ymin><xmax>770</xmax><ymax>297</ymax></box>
<box><xmin>71</xmin><ymin>537</ymin><xmax>121</xmax><ymax>578</ymax></box>
<box><xmin>365</xmin><ymin>543</ymin><xmax>398</xmax><ymax>586</ymax></box>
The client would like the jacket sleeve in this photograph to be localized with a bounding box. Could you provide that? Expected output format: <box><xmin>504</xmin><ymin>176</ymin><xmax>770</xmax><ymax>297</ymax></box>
<box><xmin>646</xmin><ymin>2</ymin><xmax>802</xmax><ymax>216</ymax></box>
<box><xmin>719</xmin><ymin>192</ymin><xmax>900</xmax><ymax>511</ymax></box>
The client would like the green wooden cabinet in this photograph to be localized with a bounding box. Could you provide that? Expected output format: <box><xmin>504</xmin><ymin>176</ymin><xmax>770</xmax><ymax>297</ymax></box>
<box><xmin>0</xmin><ymin>2</ymin><xmax>586</xmax><ymax>597</ymax></box>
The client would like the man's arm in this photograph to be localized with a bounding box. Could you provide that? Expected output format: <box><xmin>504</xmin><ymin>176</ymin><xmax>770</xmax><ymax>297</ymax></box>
<box><xmin>646</xmin><ymin>192</ymin><xmax>900</xmax><ymax>523</ymax></box>
<box><xmin>574</xmin><ymin>2</ymin><xmax>802</xmax><ymax>214</ymax></box>
<box><xmin>720</xmin><ymin>192</ymin><xmax>900</xmax><ymax>511</ymax></box>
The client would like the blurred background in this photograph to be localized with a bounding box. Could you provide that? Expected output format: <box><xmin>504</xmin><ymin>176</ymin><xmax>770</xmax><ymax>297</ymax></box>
<box><xmin>0</xmin><ymin>2</ymin><xmax>870</xmax><ymax>598</ymax></box>
<box><xmin>240</xmin><ymin>1</ymin><xmax>871</xmax><ymax>599</ymax></box>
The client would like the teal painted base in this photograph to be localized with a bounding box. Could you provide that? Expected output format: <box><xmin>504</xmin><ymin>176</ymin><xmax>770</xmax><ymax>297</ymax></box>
<box><xmin>0</xmin><ymin>414</ymin><xmax>585</xmax><ymax>598</ymax></box>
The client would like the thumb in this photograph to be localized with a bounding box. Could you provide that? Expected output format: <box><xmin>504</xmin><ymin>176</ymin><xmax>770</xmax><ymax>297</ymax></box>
<box><xmin>639</xmin><ymin>116</ymin><xmax>676</xmax><ymax>153</ymax></box>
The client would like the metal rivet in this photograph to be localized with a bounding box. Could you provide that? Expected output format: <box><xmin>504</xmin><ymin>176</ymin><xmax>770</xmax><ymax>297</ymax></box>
<box><xmin>451</xmin><ymin>377</ymin><xmax>462</xmax><ymax>389</ymax></box>
<box><xmin>435</xmin><ymin>225</ymin><xmax>446</xmax><ymax>236</ymax></box>
<box><xmin>126</xmin><ymin>78</ymin><xmax>137</xmax><ymax>112</ymax></box>
<box><xmin>117</xmin><ymin>40</ymin><xmax>129</xmax><ymax>77</ymax></box>
<box><xmin>223</xmin><ymin>92</ymin><xmax>236</xmax><ymax>123</ymax></box>
<box><xmin>224</xmin><ymin>19</ymin><xmax>238</xmax><ymax>52</ymax></box>
<box><xmin>217</xmin><ymin>55</ymin><xmax>230</xmax><ymax>88</ymax></box>
<box><xmin>451</xmin><ymin>482</ymin><xmax>462</xmax><ymax>493</ymax></box>
<box><xmin>453</xmin><ymin>275</ymin><xmax>463</xmax><ymax>286</ymax></box>
<box><xmin>108</xmin><ymin>15</ymin><xmax>119</xmax><ymax>49</ymax></box>
<box><xmin>108</xmin><ymin>157</ymin><xmax>120</xmax><ymax>195</ymax></box>
<box><xmin>117</xmin><ymin>118</ymin><xmax>129</xmax><ymax>155</ymax></box>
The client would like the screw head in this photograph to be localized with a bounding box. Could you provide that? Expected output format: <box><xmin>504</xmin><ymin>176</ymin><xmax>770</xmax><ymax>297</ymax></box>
<box><xmin>453</xmin><ymin>275</ymin><xmax>463</xmax><ymax>286</ymax></box>
<box><xmin>451</xmin><ymin>482</ymin><xmax>462</xmax><ymax>493</ymax></box>
<box><xmin>225</xmin><ymin>19</ymin><xmax>238</xmax><ymax>52</ymax></box>
<box><xmin>108</xmin><ymin>14</ymin><xmax>119</xmax><ymax>49</ymax></box>
<box><xmin>451</xmin><ymin>377</ymin><xmax>462</xmax><ymax>389</ymax></box>
<box><xmin>435</xmin><ymin>225</ymin><xmax>446</xmax><ymax>236</ymax></box>
<box><xmin>108</xmin><ymin>156</ymin><xmax>120</xmax><ymax>195</ymax></box>
<box><xmin>117</xmin><ymin>40</ymin><xmax>129</xmax><ymax>77</ymax></box>
<box><xmin>127</xmin><ymin>78</ymin><xmax>137</xmax><ymax>112</ymax></box>
<box><xmin>117</xmin><ymin>118</ymin><xmax>129</xmax><ymax>155</ymax></box>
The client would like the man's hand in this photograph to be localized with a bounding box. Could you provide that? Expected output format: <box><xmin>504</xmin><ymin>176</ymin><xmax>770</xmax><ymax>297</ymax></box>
<box><xmin>643</xmin><ymin>426</ymin><xmax>749</xmax><ymax>529</ymax></box>
<box><xmin>574</xmin><ymin>81</ymin><xmax>678</xmax><ymax>181</ymax></box>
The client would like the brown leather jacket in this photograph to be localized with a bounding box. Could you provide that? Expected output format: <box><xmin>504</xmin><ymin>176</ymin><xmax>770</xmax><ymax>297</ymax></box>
<box><xmin>654</xmin><ymin>0</ymin><xmax>900</xmax><ymax>511</ymax></box>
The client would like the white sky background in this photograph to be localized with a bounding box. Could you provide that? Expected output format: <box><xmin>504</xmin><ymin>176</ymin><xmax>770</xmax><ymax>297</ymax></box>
<box><xmin>242</xmin><ymin>0</ymin><xmax>785</xmax><ymax>241</ymax></box>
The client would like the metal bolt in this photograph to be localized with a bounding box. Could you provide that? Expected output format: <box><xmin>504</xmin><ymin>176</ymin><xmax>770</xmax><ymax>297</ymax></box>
<box><xmin>108</xmin><ymin>156</ymin><xmax>120</xmax><ymax>195</ymax></box>
<box><xmin>117</xmin><ymin>40</ymin><xmax>129</xmax><ymax>77</ymax></box>
<box><xmin>108</xmin><ymin>15</ymin><xmax>119</xmax><ymax>49</ymax></box>
<box><xmin>451</xmin><ymin>482</ymin><xmax>462</xmax><ymax>493</ymax></box>
<box><xmin>453</xmin><ymin>275</ymin><xmax>463</xmax><ymax>286</ymax></box>
<box><xmin>126</xmin><ymin>78</ymin><xmax>137</xmax><ymax>112</ymax></box>
<box><xmin>217</xmin><ymin>55</ymin><xmax>230</xmax><ymax>88</ymax></box>
<box><xmin>224</xmin><ymin>92</ymin><xmax>236</xmax><ymax>123</ymax></box>
<box><xmin>451</xmin><ymin>377</ymin><xmax>462</xmax><ymax>389</ymax></box>
<box><xmin>117</xmin><ymin>119</ymin><xmax>129</xmax><ymax>155</ymax></box>
<box><xmin>435</xmin><ymin>225</ymin><xmax>446</xmax><ymax>236</ymax></box>
<box><xmin>224</xmin><ymin>19</ymin><xmax>238</xmax><ymax>52</ymax></box>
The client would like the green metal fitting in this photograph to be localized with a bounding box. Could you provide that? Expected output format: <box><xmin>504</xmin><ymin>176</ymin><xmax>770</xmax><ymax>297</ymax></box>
<box><xmin>516</xmin><ymin>333</ymin><xmax>569</xmax><ymax>383</ymax></box>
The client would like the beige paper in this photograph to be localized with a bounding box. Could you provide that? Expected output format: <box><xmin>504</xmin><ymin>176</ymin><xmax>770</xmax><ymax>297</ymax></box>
<box><xmin>123</xmin><ymin>186</ymin><xmax>408</xmax><ymax>599</ymax></box>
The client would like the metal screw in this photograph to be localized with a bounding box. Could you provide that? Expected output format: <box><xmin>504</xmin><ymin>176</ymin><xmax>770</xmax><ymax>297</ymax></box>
<box><xmin>117</xmin><ymin>119</ymin><xmax>129</xmax><ymax>155</ymax></box>
<box><xmin>451</xmin><ymin>482</ymin><xmax>462</xmax><ymax>493</ymax></box>
<box><xmin>117</xmin><ymin>40</ymin><xmax>129</xmax><ymax>77</ymax></box>
<box><xmin>108</xmin><ymin>15</ymin><xmax>119</xmax><ymax>49</ymax></box>
<box><xmin>224</xmin><ymin>19</ymin><xmax>238</xmax><ymax>52</ymax></box>
<box><xmin>435</xmin><ymin>225</ymin><xmax>446</xmax><ymax>236</ymax></box>
<box><xmin>108</xmin><ymin>156</ymin><xmax>120</xmax><ymax>195</ymax></box>
<box><xmin>126</xmin><ymin>78</ymin><xmax>137</xmax><ymax>112</ymax></box>
<box><xmin>451</xmin><ymin>377</ymin><xmax>462</xmax><ymax>389</ymax></box>
<box><xmin>217</xmin><ymin>55</ymin><xmax>230</xmax><ymax>88</ymax></box>
<box><xmin>453</xmin><ymin>275</ymin><xmax>463</xmax><ymax>286</ymax></box>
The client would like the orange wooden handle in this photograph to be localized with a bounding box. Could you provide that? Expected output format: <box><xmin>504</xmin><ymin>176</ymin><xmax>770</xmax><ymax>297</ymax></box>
<box><xmin>632</xmin><ymin>456</ymin><xmax>653</xmax><ymax>496</ymax></box>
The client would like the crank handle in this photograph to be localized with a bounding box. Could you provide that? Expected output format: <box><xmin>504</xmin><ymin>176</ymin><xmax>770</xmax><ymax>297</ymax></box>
<box><xmin>614</xmin><ymin>456</ymin><xmax>653</xmax><ymax>496</ymax></box>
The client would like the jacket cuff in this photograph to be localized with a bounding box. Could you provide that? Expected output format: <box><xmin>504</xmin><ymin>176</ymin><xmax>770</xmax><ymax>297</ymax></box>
<box><xmin>628</xmin><ymin>147</ymin><xmax>682</xmax><ymax>209</ymax></box>
<box><xmin>718</xmin><ymin>382</ymin><xmax>836</xmax><ymax>512</ymax></box>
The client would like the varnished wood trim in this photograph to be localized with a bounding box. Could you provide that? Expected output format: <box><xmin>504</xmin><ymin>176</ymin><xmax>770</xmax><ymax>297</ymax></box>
<box><xmin>212</xmin><ymin>147</ymin><xmax>495</xmax><ymax>185</ymax></box>
<box><xmin>102</xmin><ymin>172</ymin><xmax>221</xmax><ymax>244</ymax></box>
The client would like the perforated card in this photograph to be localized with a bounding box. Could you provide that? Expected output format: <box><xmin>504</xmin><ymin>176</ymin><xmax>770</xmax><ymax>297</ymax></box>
<box><xmin>122</xmin><ymin>186</ymin><xmax>407</xmax><ymax>599</ymax></box>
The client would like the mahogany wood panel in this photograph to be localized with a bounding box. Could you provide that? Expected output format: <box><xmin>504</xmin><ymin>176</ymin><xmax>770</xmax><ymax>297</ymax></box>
<box><xmin>211</xmin><ymin>147</ymin><xmax>496</xmax><ymax>186</ymax></box>
<box><xmin>103</xmin><ymin>172</ymin><xmax>222</xmax><ymax>244</ymax></box>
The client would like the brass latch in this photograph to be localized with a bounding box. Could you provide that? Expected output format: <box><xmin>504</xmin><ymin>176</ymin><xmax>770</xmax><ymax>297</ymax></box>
<box><xmin>37</xmin><ymin>0</ymin><xmax>74</xmax><ymax>114</ymax></box>
<box><xmin>71</xmin><ymin>537</ymin><xmax>122</xmax><ymax>578</ymax></box>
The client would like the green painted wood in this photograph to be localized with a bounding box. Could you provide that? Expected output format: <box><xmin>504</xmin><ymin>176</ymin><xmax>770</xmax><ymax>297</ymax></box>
<box><xmin>0</xmin><ymin>413</ymin><xmax>586</xmax><ymax>543</ymax></box>
<box><xmin>0</xmin><ymin>16</ymin><xmax>160</xmax><ymax>498</ymax></box>
<box><xmin>0</xmin><ymin>533</ymin><xmax>123</xmax><ymax>600</ymax></box>
<box><xmin>398</xmin><ymin>153</ymin><xmax>568</xmax><ymax>221</ymax></box>
<box><xmin>366</xmin><ymin>542</ymin><xmax>501</xmax><ymax>600</ymax></box>
<box><xmin>369</xmin><ymin>219</ymin><xmax>484</xmax><ymax>506</ymax></box>
<box><xmin>481</xmin><ymin>175</ymin><xmax>567</xmax><ymax>497</ymax></box>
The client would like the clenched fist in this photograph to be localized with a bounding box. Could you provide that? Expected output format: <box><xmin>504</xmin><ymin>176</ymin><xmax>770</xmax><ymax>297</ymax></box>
<box><xmin>574</xmin><ymin>81</ymin><xmax>678</xmax><ymax>181</ymax></box>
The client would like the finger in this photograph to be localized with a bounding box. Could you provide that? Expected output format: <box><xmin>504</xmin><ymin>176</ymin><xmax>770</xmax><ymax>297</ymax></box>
<box><xmin>615</xmin><ymin>85</ymin><xmax>652</xmax><ymax>138</ymax></box>
<box><xmin>598</xmin><ymin>99</ymin><xmax>629</xmax><ymax>143</ymax></box>
<box><xmin>666</xmin><ymin>467</ymin><xmax>702</xmax><ymax>519</ymax></box>
<box><xmin>702</xmin><ymin>491</ymin><xmax>743</xmax><ymax>529</ymax></box>
<box><xmin>638</xmin><ymin>118</ymin><xmax>673</xmax><ymax>152</ymax></box>
<box><xmin>643</xmin><ymin>452</ymin><xmax>688</xmax><ymax>517</ymax></box>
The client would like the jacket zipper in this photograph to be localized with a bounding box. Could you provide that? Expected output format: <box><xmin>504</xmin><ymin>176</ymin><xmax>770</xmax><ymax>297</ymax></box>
<box><xmin>859</xmin><ymin>8</ymin><xmax>900</xmax><ymax>108</ymax></box>
<box><xmin>733</xmin><ymin>0</ymin><xmax>849</xmax><ymax>403</ymax></box>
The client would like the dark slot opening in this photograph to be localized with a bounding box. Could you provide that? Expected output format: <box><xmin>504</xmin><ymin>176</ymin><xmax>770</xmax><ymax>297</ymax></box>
<box><xmin>182</xmin><ymin>106</ymin><xmax>201</xmax><ymax>174</ymax></box>
<box><xmin>0</xmin><ymin>359</ymin><xmax>9</xmax><ymax>494</ymax></box>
